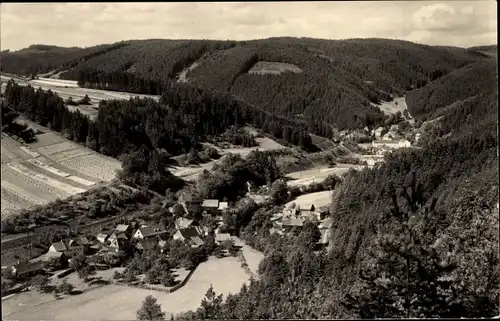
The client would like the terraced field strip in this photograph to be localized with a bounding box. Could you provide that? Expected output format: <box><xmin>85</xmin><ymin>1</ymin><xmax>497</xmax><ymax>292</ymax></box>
<box><xmin>27</xmin><ymin>158</ymin><xmax>71</xmax><ymax>177</ymax></box>
<box><xmin>7</xmin><ymin>163</ymin><xmax>84</xmax><ymax>196</ymax></box>
<box><xmin>59</xmin><ymin>154</ymin><xmax>120</xmax><ymax>182</ymax></box>
<box><xmin>19</xmin><ymin>146</ymin><xmax>40</xmax><ymax>158</ymax></box>
<box><xmin>0</xmin><ymin>179</ymin><xmax>47</xmax><ymax>206</ymax></box>
<box><xmin>0</xmin><ymin>187</ymin><xmax>37</xmax><ymax>209</ymax></box>
<box><xmin>1</xmin><ymin>165</ymin><xmax>66</xmax><ymax>203</ymax></box>
<box><xmin>23</xmin><ymin>160</ymin><xmax>95</xmax><ymax>189</ymax></box>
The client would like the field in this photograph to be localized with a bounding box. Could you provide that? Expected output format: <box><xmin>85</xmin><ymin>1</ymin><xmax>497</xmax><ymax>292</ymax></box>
<box><xmin>371</xmin><ymin>96</ymin><xmax>408</xmax><ymax>115</ymax></box>
<box><xmin>2</xmin><ymin>257</ymin><xmax>252</xmax><ymax>320</ymax></box>
<box><xmin>248</xmin><ymin>61</ymin><xmax>303</xmax><ymax>75</ymax></box>
<box><xmin>285</xmin><ymin>164</ymin><xmax>359</xmax><ymax>187</ymax></box>
<box><xmin>1</xmin><ymin>124</ymin><xmax>121</xmax><ymax>218</ymax></box>
<box><xmin>286</xmin><ymin>190</ymin><xmax>334</xmax><ymax>209</ymax></box>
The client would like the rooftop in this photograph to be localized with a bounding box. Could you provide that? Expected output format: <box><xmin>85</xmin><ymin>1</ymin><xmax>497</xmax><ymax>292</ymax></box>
<box><xmin>202</xmin><ymin>199</ymin><xmax>219</xmax><ymax>208</ymax></box>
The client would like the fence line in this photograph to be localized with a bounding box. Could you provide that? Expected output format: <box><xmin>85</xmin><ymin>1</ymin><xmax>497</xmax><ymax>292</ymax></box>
<box><xmin>113</xmin><ymin>265</ymin><xmax>198</xmax><ymax>294</ymax></box>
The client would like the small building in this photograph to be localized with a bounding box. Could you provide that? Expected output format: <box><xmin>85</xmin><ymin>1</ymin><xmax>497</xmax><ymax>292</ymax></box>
<box><xmin>372</xmin><ymin>139</ymin><xmax>411</xmax><ymax>149</ymax></box>
<box><xmin>109</xmin><ymin>232</ymin><xmax>128</xmax><ymax>242</ymax></box>
<box><xmin>49</xmin><ymin>238</ymin><xmax>89</xmax><ymax>257</ymax></box>
<box><xmin>218</xmin><ymin>202</ymin><xmax>229</xmax><ymax>211</ymax></box>
<box><xmin>35</xmin><ymin>251</ymin><xmax>69</xmax><ymax>267</ymax></box>
<box><xmin>97</xmin><ymin>233</ymin><xmax>109</xmax><ymax>243</ymax></box>
<box><xmin>173</xmin><ymin>227</ymin><xmax>203</xmax><ymax>243</ymax></box>
<box><xmin>136</xmin><ymin>238</ymin><xmax>158</xmax><ymax>252</ymax></box>
<box><xmin>108</xmin><ymin>237</ymin><xmax>128</xmax><ymax>253</ymax></box>
<box><xmin>133</xmin><ymin>225</ymin><xmax>168</xmax><ymax>240</ymax></box>
<box><xmin>10</xmin><ymin>261</ymin><xmax>44</xmax><ymax>279</ymax></box>
<box><xmin>282</xmin><ymin>218</ymin><xmax>305</xmax><ymax>230</ymax></box>
<box><xmin>189</xmin><ymin>236</ymin><xmax>205</xmax><ymax>248</ymax></box>
<box><xmin>202</xmin><ymin>199</ymin><xmax>220</xmax><ymax>215</ymax></box>
<box><xmin>215</xmin><ymin>233</ymin><xmax>232</xmax><ymax>244</ymax></box>
<box><xmin>372</xmin><ymin>127</ymin><xmax>384</xmax><ymax>138</ymax></box>
<box><xmin>175</xmin><ymin>217</ymin><xmax>194</xmax><ymax>230</ymax></box>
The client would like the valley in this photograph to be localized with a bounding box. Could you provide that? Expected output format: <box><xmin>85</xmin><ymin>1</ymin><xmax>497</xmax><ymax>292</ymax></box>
<box><xmin>0</xmin><ymin>34</ymin><xmax>497</xmax><ymax>321</ymax></box>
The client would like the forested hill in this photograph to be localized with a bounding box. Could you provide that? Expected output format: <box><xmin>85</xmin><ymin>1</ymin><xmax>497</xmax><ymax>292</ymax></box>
<box><xmin>0</xmin><ymin>38</ymin><xmax>489</xmax><ymax>131</ymax></box>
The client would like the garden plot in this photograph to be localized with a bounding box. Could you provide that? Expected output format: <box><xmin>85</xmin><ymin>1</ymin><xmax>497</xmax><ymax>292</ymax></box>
<box><xmin>2</xmin><ymin>257</ymin><xmax>250</xmax><ymax>321</ymax></box>
<box><xmin>286</xmin><ymin>164</ymin><xmax>357</xmax><ymax>187</ymax></box>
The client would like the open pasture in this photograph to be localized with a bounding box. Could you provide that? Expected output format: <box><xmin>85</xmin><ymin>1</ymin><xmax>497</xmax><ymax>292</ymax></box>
<box><xmin>2</xmin><ymin>257</ymin><xmax>250</xmax><ymax>320</ymax></box>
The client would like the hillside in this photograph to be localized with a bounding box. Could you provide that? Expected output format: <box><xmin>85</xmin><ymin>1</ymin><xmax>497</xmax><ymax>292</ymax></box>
<box><xmin>406</xmin><ymin>59</ymin><xmax>498</xmax><ymax>119</ymax></box>
<box><xmin>1</xmin><ymin>38</ymin><xmax>488</xmax><ymax>131</ymax></box>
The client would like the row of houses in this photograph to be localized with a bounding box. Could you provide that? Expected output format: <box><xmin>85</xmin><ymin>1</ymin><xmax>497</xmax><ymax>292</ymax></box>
<box><xmin>269</xmin><ymin>203</ymin><xmax>332</xmax><ymax>246</ymax></box>
<box><xmin>5</xmin><ymin>198</ymin><xmax>237</xmax><ymax>280</ymax></box>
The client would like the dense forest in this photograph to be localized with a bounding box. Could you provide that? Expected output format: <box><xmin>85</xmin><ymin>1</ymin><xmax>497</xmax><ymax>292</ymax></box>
<box><xmin>406</xmin><ymin>59</ymin><xmax>498</xmax><ymax>119</ymax></box>
<box><xmin>1</xmin><ymin>38</ymin><xmax>488</xmax><ymax>130</ymax></box>
<box><xmin>3</xmin><ymin>79</ymin><xmax>316</xmax><ymax>160</ymax></box>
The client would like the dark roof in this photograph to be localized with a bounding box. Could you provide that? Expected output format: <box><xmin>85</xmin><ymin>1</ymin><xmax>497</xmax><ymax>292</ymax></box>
<box><xmin>137</xmin><ymin>225</ymin><xmax>167</xmax><ymax>238</ymax></box>
<box><xmin>15</xmin><ymin>261</ymin><xmax>43</xmax><ymax>274</ymax></box>
<box><xmin>137</xmin><ymin>238</ymin><xmax>157</xmax><ymax>250</ymax></box>
<box><xmin>190</xmin><ymin>236</ymin><xmax>204</xmax><ymax>247</ymax></box>
<box><xmin>178</xmin><ymin>227</ymin><xmax>202</xmax><ymax>239</ymax></box>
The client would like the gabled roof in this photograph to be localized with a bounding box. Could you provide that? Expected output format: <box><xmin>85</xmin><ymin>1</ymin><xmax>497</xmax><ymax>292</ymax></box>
<box><xmin>97</xmin><ymin>233</ymin><xmax>109</xmax><ymax>239</ymax></box>
<box><xmin>215</xmin><ymin>233</ymin><xmax>232</xmax><ymax>242</ymax></box>
<box><xmin>137</xmin><ymin>238</ymin><xmax>157</xmax><ymax>250</ymax></box>
<box><xmin>202</xmin><ymin>199</ymin><xmax>219</xmax><ymax>208</ymax></box>
<box><xmin>136</xmin><ymin>225</ymin><xmax>167</xmax><ymax>238</ymax></box>
<box><xmin>72</xmin><ymin>237</ymin><xmax>90</xmax><ymax>246</ymax></box>
<box><xmin>190</xmin><ymin>236</ymin><xmax>204</xmax><ymax>247</ymax></box>
<box><xmin>15</xmin><ymin>261</ymin><xmax>43</xmax><ymax>274</ymax></box>
<box><xmin>51</xmin><ymin>241</ymin><xmax>68</xmax><ymax>252</ymax></box>
<box><xmin>218</xmin><ymin>202</ymin><xmax>229</xmax><ymax>211</ymax></box>
<box><xmin>115</xmin><ymin>224</ymin><xmax>130</xmax><ymax>232</ymax></box>
<box><xmin>110</xmin><ymin>232</ymin><xmax>128</xmax><ymax>240</ymax></box>
<box><xmin>177</xmin><ymin>227</ymin><xmax>203</xmax><ymax>239</ymax></box>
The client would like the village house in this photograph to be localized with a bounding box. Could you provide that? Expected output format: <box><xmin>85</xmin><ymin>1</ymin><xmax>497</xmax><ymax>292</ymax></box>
<box><xmin>173</xmin><ymin>227</ymin><xmax>205</xmax><ymax>248</ymax></box>
<box><xmin>189</xmin><ymin>236</ymin><xmax>205</xmax><ymax>248</ymax></box>
<box><xmin>218</xmin><ymin>201</ymin><xmax>229</xmax><ymax>212</ymax></box>
<box><xmin>372</xmin><ymin>127</ymin><xmax>384</xmax><ymax>138</ymax></box>
<box><xmin>215</xmin><ymin>233</ymin><xmax>232</xmax><ymax>245</ymax></box>
<box><xmin>96</xmin><ymin>233</ymin><xmax>109</xmax><ymax>243</ymax></box>
<box><xmin>133</xmin><ymin>225</ymin><xmax>168</xmax><ymax>240</ymax></box>
<box><xmin>8</xmin><ymin>261</ymin><xmax>44</xmax><ymax>279</ymax></box>
<box><xmin>371</xmin><ymin>139</ymin><xmax>411</xmax><ymax>149</ymax></box>
<box><xmin>108</xmin><ymin>237</ymin><xmax>129</xmax><ymax>253</ymax></box>
<box><xmin>282</xmin><ymin>218</ymin><xmax>305</xmax><ymax>231</ymax></box>
<box><xmin>108</xmin><ymin>232</ymin><xmax>128</xmax><ymax>243</ymax></box>
<box><xmin>33</xmin><ymin>251</ymin><xmax>69</xmax><ymax>268</ymax></box>
<box><xmin>49</xmin><ymin>237</ymin><xmax>90</xmax><ymax>257</ymax></box>
<box><xmin>136</xmin><ymin>238</ymin><xmax>158</xmax><ymax>252</ymax></box>
<box><xmin>202</xmin><ymin>199</ymin><xmax>220</xmax><ymax>215</ymax></box>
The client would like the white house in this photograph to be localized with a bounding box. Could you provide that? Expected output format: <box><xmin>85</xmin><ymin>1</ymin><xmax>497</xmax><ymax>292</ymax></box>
<box><xmin>371</xmin><ymin>139</ymin><xmax>411</xmax><ymax>149</ymax></box>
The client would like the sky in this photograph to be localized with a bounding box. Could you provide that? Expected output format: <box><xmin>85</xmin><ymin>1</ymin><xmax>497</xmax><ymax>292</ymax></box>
<box><xmin>0</xmin><ymin>1</ymin><xmax>497</xmax><ymax>50</ymax></box>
